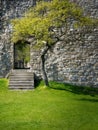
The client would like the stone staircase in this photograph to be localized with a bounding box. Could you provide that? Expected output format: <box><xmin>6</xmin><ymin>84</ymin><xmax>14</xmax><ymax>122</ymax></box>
<box><xmin>9</xmin><ymin>70</ymin><xmax>34</xmax><ymax>90</ymax></box>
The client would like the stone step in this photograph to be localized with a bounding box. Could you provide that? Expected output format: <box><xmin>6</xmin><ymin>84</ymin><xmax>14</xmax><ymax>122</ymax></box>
<box><xmin>9</xmin><ymin>84</ymin><xmax>33</xmax><ymax>87</ymax></box>
<box><xmin>9</xmin><ymin>86</ymin><xmax>34</xmax><ymax>89</ymax></box>
<box><xmin>10</xmin><ymin>75</ymin><xmax>33</xmax><ymax>78</ymax></box>
<box><xmin>11</xmin><ymin>71</ymin><xmax>33</xmax><ymax>73</ymax></box>
<box><xmin>9</xmin><ymin>85</ymin><xmax>34</xmax><ymax>89</ymax></box>
<box><xmin>9</xmin><ymin>81</ymin><xmax>33</xmax><ymax>84</ymax></box>
<box><xmin>9</xmin><ymin>70</ymin><xmax>34</xmax><ymax>90</ymax></box>
<box><xmin>12</xmin><ymin>69</ymin><xmax>31</xmax><ymax>72</ymax></box>
<box><xmin>10</xmin><ymin>78</ymin><xmax>33</xmax><ymax>81</ymax></box>
<box><xmin>10</xmin><ymin>76</ymin><xmax>33</xmax><ymax>79</ymax></box>
<box><xmin>10</xmin><ymin>73</ymin><xmax>33</xmax><ymax>76</ymax></box>
<box><xmin>9</xmin><ymin>81</ymin><xmax>33</xmax><ymax>85</ymax></box>
<box><xmin>10</xmin><ymin>80</ymin><xmax>33</xmax><ymax>83</ymax></box>
<box><xmin>10</xmin><ymin>73</ymin><xmax>33</xmax><ymax>75</ymax></box>
<box><xmin>10</xmin><ymin>74</ymin><xmax>33</xmax><ymax>78</ymax></box>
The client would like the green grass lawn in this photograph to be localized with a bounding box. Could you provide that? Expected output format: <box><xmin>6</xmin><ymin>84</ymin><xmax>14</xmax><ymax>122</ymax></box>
<box><xmin>0</xmin><ymin>79</ymin><xmax>98</xmax><ymax>130</ymax></box>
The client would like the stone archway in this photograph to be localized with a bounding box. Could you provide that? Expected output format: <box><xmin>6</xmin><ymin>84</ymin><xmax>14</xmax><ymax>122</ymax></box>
<box><xmin>14</xmin><ymin>41</ymin><xmax>30</xmax><ymax>69</ymax></box>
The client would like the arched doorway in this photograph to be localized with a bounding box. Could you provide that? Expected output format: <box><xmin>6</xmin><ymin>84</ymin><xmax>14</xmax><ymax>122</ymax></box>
<box><xmin>14</xmin><ymin>41</ymin><xmax>30</xmax><ymax>69</ymax></box>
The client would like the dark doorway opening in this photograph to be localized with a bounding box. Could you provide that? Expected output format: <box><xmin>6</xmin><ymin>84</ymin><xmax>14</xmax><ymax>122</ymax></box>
<box><xmin>14</xmin><ymin>41</ymin><xmax>30</xmax><ymax>69</ymax></box>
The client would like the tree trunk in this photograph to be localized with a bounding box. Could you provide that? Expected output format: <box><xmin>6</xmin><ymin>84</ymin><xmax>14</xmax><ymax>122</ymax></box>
<box><xmin>41</xmin><ymin>46</ymin><xmax>49</xmax><ymax>87</ymax></box>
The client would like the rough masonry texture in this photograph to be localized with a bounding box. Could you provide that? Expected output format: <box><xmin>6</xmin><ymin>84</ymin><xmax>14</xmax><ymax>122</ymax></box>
<box><xmin>0</xmin><ymin>0</ymin><xmax>98</xmax><ymax>87</ymax></box>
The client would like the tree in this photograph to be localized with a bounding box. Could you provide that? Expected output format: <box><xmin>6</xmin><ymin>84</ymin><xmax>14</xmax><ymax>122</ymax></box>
<box><xmin>11</xmin><ymin>0</ymin><xmax>98</xmax><ymax>86</ymax></box>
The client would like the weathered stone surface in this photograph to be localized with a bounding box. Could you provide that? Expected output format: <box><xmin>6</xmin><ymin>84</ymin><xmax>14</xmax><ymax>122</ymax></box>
<box><xmin>0</xmin><ymin>0</ymin><xmax>98</xmax><ymax>87</ymax></box>
<box><xmin>0</xmin><ymin>0</ymin><xmax>35</xmax><ymax>77</ymax></box>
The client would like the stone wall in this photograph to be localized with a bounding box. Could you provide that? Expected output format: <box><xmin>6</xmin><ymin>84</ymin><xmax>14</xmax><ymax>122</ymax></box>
<box><xmin>0</xmin><ymin>0</ymin><xmax>35</xmax><ymax>77</ymax></box>
<box><xmin>70</xmin><ymin>0</ymin><xmax>98</xmax><ymax>18</ymax></box>
<box><xmin>30</xmin><ymin>0</ymin><xmax>98</xmax><ymax>87</ymax></box>
<box><xmin>0</xmin><ymin>0</ymin><xmax>98</xmax><ymax>87</ymax></box>
<box><xmin>30</xmin><ymin>28</ymin><xmax>98</xmax><ymax>87</ymax></box>
<box><xmin>45</xmin><ymin>0</ymin><xmax>98</xmax><ymax>87</ymax></box>
<box><xmin>46</xmin><ymin>30</ymin><xmax>98</xmax><ymax>87</ymax></box>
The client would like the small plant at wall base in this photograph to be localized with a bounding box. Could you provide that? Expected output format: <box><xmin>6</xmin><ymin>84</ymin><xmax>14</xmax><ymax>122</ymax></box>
<box><xmin>11</xmin><ymin>0</ymin><xmax>98</xmax><ymax>86</ymax></box>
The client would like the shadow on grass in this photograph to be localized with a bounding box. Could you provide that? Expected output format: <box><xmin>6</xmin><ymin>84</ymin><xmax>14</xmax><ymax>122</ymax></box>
<box><xmin>48</xmin><ymin>81</ymin><xmax>98</xmax><ymax>96</ymax></box>
<box><xmin>77</xmin><ymin>98</ymin><xmax>98</xmax><ymax>102</ymax></box>
<box><xmin>34</xmin><ymin>74</ymin><xmax>42</xmax><ymax>88</ymax></box>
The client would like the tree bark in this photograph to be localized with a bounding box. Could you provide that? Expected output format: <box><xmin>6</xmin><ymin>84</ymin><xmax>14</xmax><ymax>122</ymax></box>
<box><xmin>41</xmin><ymin>45</ymin><xmax>49</xmax><ymax>87</ymax></box>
